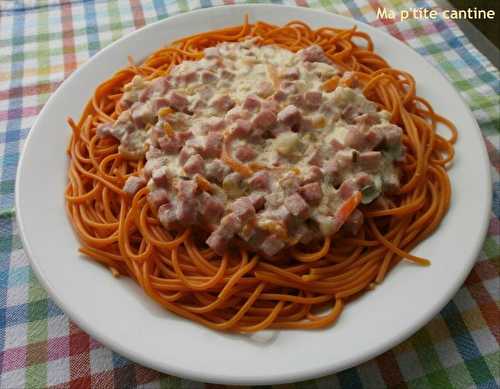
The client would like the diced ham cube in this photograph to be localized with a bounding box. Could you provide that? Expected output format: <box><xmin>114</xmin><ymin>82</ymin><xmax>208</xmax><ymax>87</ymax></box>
<box><xmin>273</xmin><ymin>90</ymin><xmax>287</xmax><ymax>102</ymax></box>
<box><xmin>285</xmin><ymin>193</ymin><xmax>310</xmax><ymax>218</ymax></box>
<box><xmin>229</xmin><ymin>197</ymin><xmax>256</xmax><ymax>224</ymax></box>
<box><xmin>282</xmin><ymin>68</ymin><xmax>300</xmax><ymax>80</ymax></box>
<box><xmin>256</xmin><ymin>80</ymin><xmax>274</xmax><ymax>98</ymax></box>
<box><xmin>253</xmin><ymin>110</ymin><xmax>277</xmax><ymax>129</ymax></box>
<box><xmin>96</xmin><ymin>123</ymin><xmax>113</xmax><ymax>138</ymax></box>
<box><xmin>343</xmin><ymin>209</ymin><xmax>364</xmax><ymax>235</ymax></box>
<box><xmin>206</xmin><ymin>231</ymin><xmax>227</xmax><ymax>255</ymax></box>
<box><xmin>158</xmin><ymin>136</ymin><xmax>182</xmax><ymax>154</ymax></box>
<box><xmin>354</xmin><ymin>172</ymin><xmax>373</xmax><ymax>189</ymax></box>
<box><xmin>143</xmin><ymin>159</ymin><xmax>163</xmax><ymax>180</ymax></box>
<box><xmin>199</xmin><ymin>193</ymin><xmax>224</xmax><ymax>223</ymax></box>
<box><xmin>235</xmin><ymin>144</ymin><xmax>256</xmax><ymax>162</ymax></box>
<box><xmin>204</xmin><ymin>47</ymin><xmax>220</xmax><ymax>58</ymax></box>
<box><xmin>330</xmin><ymin>138</ymin><xmax>345</xmax><ymax>154</ymax></box>
<box><xmin>248</xmin><ymin>171</ymin><xmax>270</xmax><ymax>190</ymax></box>
<box><xmin>151</xmin><ymin>77</ymin><xmax>172</xmax><ymax>95</ymax></box>
<box><xmin>131</xmin><ymin>102</ymin><xmax>153</xmax><ymax>128</ymax></box>
<box><xmin>203</xmin><ymin>132</ymin><xmax>223</xmax><ymax>158</ymax></box>
<box><xmin>176</xmin><ymin>198</ymin><xmax>198</xmax><ymax>225</ymax></box>
<box><xmin>177</xmin><ymin>179</ymin><xmax>198</xmax><ymax>200</ymax></box>
<box><xmin>354</xmin><ymin>113</ymin><xmax>380</xmax><ymax>127</ymax></box>
<box><xmin>344</xmin><ymin>126</ymin><xmax>365</xmax><ymax>150</ymax></box>
<box><xmin>179</xmin><ymin>71</ymin><xmax>198</xmax><ymax>84</ymax></box>
<box><xmin>179</xmin><ymin>145</ymin><xmax>196</xmax><ymax>165</ymax></box>
<box><xmin>279</xmin><ymin>173</ymin><xmax>301</xmax><ymax>194</ymax></box>
<box><xmin>183</xmin><ymin>154</ymin><xmax>205</xmax><ymax>176</ymax></box>
<box><xmin>211</xmin><ymin>95</ymin><xmax>235</xmax><ymax>112</ymax></box>
<box><xmin>304</xmin><ymin>91</ymin><xmax>322</xmax><ymax>109</ymax></box>
<box><xmin>146</xmin><ymin>146</ymin><xmax>163</xmax><ymax>160</ymax></box>
<box><xmin>226</xmin><ymin>107</ymin><xmax>251</xmax><ymax>121</ymax></box>
<box><xmin>201</xmin><ymin>71</ymin><xmax>218</xmax><ymax>83</ymax></box>
<box><xmin>147</xmin><ymin>188</ymin><xmax>169</xmax><ymax>208</ymax></box>
<box><xmin>232</xmin><ymin>119</ymin><xmax>252</xmax><ymax>137</ymax></box>
<box><xmin>123</xmin><ymin>176</ymin><xmax>146</xmax><ymax>195</ymax></box>
<box><xmin>290</xmin><ymin>93</ymin><xmax>305</xmax><ymax>108</ymax></box>
<box><xmin>334</xmin><ymin>149</ymin><xmax>355</xmax><ymax>170</ymax></box>
<box><xmin>152</xmin><ymin>166</ymin><xmax>170</xmax><ymax>187</ymax></box>
<box><xmin>306</xmin><ymin>148</ymin><xmax>323</xmax><ymax>167</ymax></box>
<box><xmin>243</xmin><ymin>95</ymin><xmax>261</xmax><ymax>111</ymax></box>
<box><xmin>261</xmin><ymin>99</ymin><xmax>279</xmax><ymax>113</ymax></box>
<box><xmin>166</xmin><ymin>91</ymin><xmax>189</xmax><ymax>112</ymax></box>
<box><xmin>277</xmin><ymin>105</ymin><xmax>302</xmax><ymax>127</ymax></box>
<box><xmin>158</xmin><ymin>203</ymin><xmax>177</xmax><ymax>228</ymax></box>
<box><xmin>280</xmin><ymin>81</ymin><xmax>297</xmax><ymax>94</ymax></box>
<box><xmin>205</xmin><ymin>159</ymin><xmax>230</xmax><ymax>183</ymax></box>
<box><xmin>339</xmin><ymin>180</ymin><xmax>357</xmax><ymax>200</ymax></box>
<box><xmin>382</xmin><ymin>124</ymin><xmax>403</xmax><ymax>146</ymax></box>
<box><xmin>151</xmin><ymin>97</ymin><xmax>169</xmax><ymax>112</ymax></box>
<box><xmin>139</xmin><ymin>87</ymin><xmax>153</xmax><ymax>102</ymax></box>
<box><xmin>359</xmin><ymin>151</ymin><xmax>382</xmax><ymax>171</ymax></box>
<box><xmin>365</xmin><ymin>129</ymin><xmax>384</xmax><ymax>150</ymax></box>
<box><xmin>299</xmin><ymin>183</ymin><xmax>323</xmax><ymax>205</ymax></box>
<box><xmin>201</xmin><ymin>117</ymin><xmax>225</xmax><ymax>133</ymax></box>
<box><xmin>249</xmin><ymin>193</ymin><xmax>266</xmax><ymax>211</ymax></box>
<box><xmin>220</xmin><ymin>70</ymin><xmax>235</xmax><ymax>80</ymax></box>
<box><xmin>302</xmin><ymin>166</ymin><xmax>323</xmax><ymax>184</ymax></box>
<box><xmin>298</xmin><ymin>45</ymin><xmax>330</xmax><ymax>63</ymax></box>
<box><xmin>260</xmin><ymin>234</ymin><xmax>286</xmax><ymax>257</ymax></box>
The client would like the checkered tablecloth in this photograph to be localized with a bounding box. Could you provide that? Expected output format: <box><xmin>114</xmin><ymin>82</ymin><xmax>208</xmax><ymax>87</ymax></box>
<box><xmin>0</xmin><ymin>0</ymin><xmax>498</xmax><ymax>387</ymax></box>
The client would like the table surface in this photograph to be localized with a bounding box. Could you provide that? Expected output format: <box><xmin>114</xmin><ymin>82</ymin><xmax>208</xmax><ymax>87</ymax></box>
<box><xmin>0</xmin><ymin>0</ymin><xmax>498</xmax><ymax>388</ymax></box>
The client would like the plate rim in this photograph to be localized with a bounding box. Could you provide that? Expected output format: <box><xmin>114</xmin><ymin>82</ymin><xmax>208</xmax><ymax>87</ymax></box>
<box><xmin>15</xmin><ymin>4</ymin><xmax>492</xmax><ymax>385</ymax></box>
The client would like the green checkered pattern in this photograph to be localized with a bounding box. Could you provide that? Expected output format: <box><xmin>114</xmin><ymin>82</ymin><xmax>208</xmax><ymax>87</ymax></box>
<box><xmin>0</xmin><ymin>0</ymin><xmax>498</xmax><ymax>388</ymax></box>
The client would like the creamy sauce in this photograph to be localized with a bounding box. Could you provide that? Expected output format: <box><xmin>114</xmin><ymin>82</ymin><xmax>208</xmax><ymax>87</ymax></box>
<box><xmin>101</xmin><ymin>41</ymin><xmax>404</xmax><ymax>257</ymax></box>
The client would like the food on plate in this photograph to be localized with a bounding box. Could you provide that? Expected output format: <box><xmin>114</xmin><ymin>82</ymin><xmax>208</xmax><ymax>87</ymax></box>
<box><xmin>65</xmin><ymin>18</ymin><xmax>456</xmax><ymax>332</ymax></box>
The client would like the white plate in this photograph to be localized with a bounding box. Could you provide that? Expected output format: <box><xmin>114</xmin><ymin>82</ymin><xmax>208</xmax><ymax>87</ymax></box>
<box><xmin>16</xmin><ymin>4</ymin><xmax>491</xmax><ymax>385</ymax></box>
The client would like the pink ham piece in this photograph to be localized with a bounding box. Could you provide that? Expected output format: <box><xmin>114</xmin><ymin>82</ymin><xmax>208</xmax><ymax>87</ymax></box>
<box><xmin>253</xmin><ymin>110</ymin><xmax>277</xmax><ymax>129</ymax></box>
<box><xmin>205</xmin><ymin>159</ymin><xmax>230</xmax><ymax>183</ymax></box>
<box><xmin>299</xmin><ymin>182</ymin><xmax>322</xmax><ymax>205</ymax></box>
<box><xmin>298</xmin><ymin>45</ymin><xmax>330</xmax><ymax>63</ymax></box>
<box><xmin>211</xmin><ymin>95</ymin><xmax>235</xmax><ymax>112</ymax></box>
<box><xmin>260</xmin><ymin>234</ymin><xmax>286</xmax><ymax>257</ymax></box>
<box><xmin>201</xmin><ymin>117</ymin><xmax>225</xmax><ymax>133</ymax></box>
<box><xmin>165</xmin><ymin>91</ymin><xmax>189</xmax><ymax>112</ymax></box>
<box><xmin>256</xmin><ymin>81</ymin><xmax>274</xmax><ymax>98</ymax></box>
<box><xmin>123</xmin><ymin>176</ymin><xmax>146</xmax><ymax>195</ymax></box>
<box><xmin>304</xmin><ymin>91</ymin><xmax>322</xmax><ymax>109</ymax></box>
<box><xmin>204</xmin><ymin>47</ymin><xmax>220</xmax><ymax>58</ymax></box>
<box><xmin>152</xmin><ymin>166</ymin><xmax>170</xmax><ymax>187</ymax></box>
<box><xmin>277</xmin><ymin>105</ymin><xmax>301</xmax><ymax>127</ymax></box>
<box><xmin>248</xmin><ymin>193</ymin><xmax>266</xmax><ymax>211</ymax></box>
<box><xmin>183</xmin><ymin>154</ymin><xmax>205</xmax><ymax>175</ymax></box>
<box><xmin>130</xmin><ymin>102</ymin><xmax>153</xmax><ymax>128</ymax></box>
<box><xmin>232</xmin><ymin>119</ymin><xmax>253</xmax><ymax>137</ymax></box>
<box><xmin>359</xmin><ymin>151</ymin><xmax>382</xmax><ymax>171</ymax></box>
<box><xmin>158</xmin><ymin>203</ymin><xmax>177</xmax><ymax>228</ymax></box>
<box><xmin>206</xmin><ymin>213</ymin><xmax>242</xmax><ymax>254</ymax></box>
<box><xmin>282</xmin><ymin>68</ymin><xmax>300</xmax><ymax>80</ymax></box>
<box><xmin>199</xmin><ymin>193</ymin><xmax>225</xmax><ymax>223</ymax></box>
<box><xmin>177</xmin><ymin>179</ymin><xmax>198</xmax><ymax>200</ymax></box>
<box><xmin>147</xmin><ymin>188</ymin><xmax>169</xmax><ymax>208</ymax></box>
<box><xmin>344</xmin><ymin>126</ymin><xmax>365</xmax><ymax>150</ymax></box>
<box><xmin>203</xmin><ymin>132</ymin><xmax>223</xmax><ymax>158</ymax></box>
<box><xmin>248</xmin><ymin>171</ymin><xmax>270</xmax><ymax>190</ymax></box>
<box><xmin>243</xmin><ymin>95</ymin><xmax>261</xmax><ymax>111</ymax></box>
<box><xmin>96</xmin><ymin>123</ymin><xmax>113</xmax><ymax>138</ymax></box>
<box><xmin>302</xmin><ymin>166</ymin><xmax>323</xmax><ymax>184</ymax></box>
<box><xmin>176</xmin><ymin>198</ymin><xmax>198</xmax><ymax>225</ymax></box>
<box><xmin>235</xmin><ymin>144</ymin><xmax>256</xmax><ymax>162</ymax></box>
<box><xmin>201</xmin><ymin>71</ymin><xmax>218</xmax><ymax>83</ymax></box>
<box><xmin>229</xmin><ymin>197</ymin><xmax>256</xmax><ymax>224</ymax></box>
<box><xmin>285</xmin><ymin>193</ymin><xmax>310</xmax><ymax>218</ymax></box>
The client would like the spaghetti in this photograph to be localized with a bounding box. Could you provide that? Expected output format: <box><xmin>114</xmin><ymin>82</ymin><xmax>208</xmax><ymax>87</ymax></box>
<box><xmin>65</xmin><ymin>19</ymin><xmax>456</xmax><ymax>332</ymax></box>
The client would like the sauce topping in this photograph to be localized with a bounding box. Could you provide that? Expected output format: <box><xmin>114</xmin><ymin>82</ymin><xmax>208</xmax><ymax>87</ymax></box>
<box><xmin>99</xmin><ymin>41</ymin><xmax>404</xmax><ymax>257</ymax></box>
